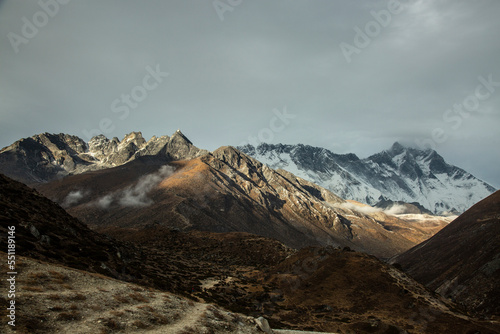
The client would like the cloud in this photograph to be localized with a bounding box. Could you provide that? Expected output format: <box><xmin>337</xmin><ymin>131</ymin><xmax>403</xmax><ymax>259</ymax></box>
<box><xmin>339</xmin><ymin>202</ymin><xmax>430</xmax><ymax>217</ymax></box>
<box><xmin>62</xmin><ymin>190</ymin><xmax>88</xmax><ymax>208</ymax></box>
<box><xmin>440</xmin><ymin>211</ymin><xmax>459</xmax><ymax>218</ymax></box>
<box><xmin>96</xmin><ymin>194</ymin><xmax>114</xmax><ymax>209</ymax></box>
<box><xmin>339</xmin><ymin>202</ymin><xmax>381</xmax><ymax>215</ymax></box>
<box><xmin>383</xmin><ymin>204</ymin><xmax>408</xmax><ymax>215</ymax></box>
<box><xmin>95</xmin><ymin>165</ymin><xmax>175</xmax><ymax>208</ymax></box>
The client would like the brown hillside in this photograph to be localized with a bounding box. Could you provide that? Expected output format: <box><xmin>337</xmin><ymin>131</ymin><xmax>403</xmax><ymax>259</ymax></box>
<box><xmin>197</xmin><ymin>246</ymin><xmax>500</xmax><ymax>333</ymax></box>
<box><xmin>394</xmin><ymin>191</ymin><xmax>500</xmax><ymax>316</ymax></box>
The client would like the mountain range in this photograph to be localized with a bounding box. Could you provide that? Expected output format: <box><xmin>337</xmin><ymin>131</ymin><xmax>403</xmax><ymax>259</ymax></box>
<box><xmin>2</xmin><ymin>131</ymin><xmax>487</xmax><ymax>258</ymax></box>
<box><xmin>1</xmin><ymin>131</ymin><xmax>494</xmax><ymax>216</ymax></box>
<box><xmin>6</xmin><ymin>132</ymin><xmax>449</xmax><ymax>258</ymax></box>
<box><xmin>238</xmin><ymin>142</ymin><xmax>496</xmax><ymax>214</ymax></box>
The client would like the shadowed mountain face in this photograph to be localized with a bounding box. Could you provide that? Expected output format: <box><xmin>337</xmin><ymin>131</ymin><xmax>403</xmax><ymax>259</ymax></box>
<box><xmin>36</xmin><ymin>146</ymin><xmax>449</xmax><ymax>258</ymax></box>
<box><xmin>0</xmin><ymin>173</ymin><xmax>133</xmax><ymax>279</ymax></box>
<box><xmin>394</xmin><ymin>190</ymin><xmax>500</xmax><ymax>317</ymax></box>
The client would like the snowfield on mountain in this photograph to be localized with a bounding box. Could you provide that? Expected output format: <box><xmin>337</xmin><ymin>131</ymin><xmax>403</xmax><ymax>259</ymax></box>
<box><xmin>239</xmin><ymin>142</ymin><xmax>495</xmax><ymax>214</ymax></box>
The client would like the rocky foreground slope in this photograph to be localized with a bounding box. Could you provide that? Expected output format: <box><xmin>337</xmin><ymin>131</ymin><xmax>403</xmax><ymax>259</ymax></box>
<box><xmin>0</xmin><ymin>253</ymin><xmax>261</xmax><ymax>334</ymax></box>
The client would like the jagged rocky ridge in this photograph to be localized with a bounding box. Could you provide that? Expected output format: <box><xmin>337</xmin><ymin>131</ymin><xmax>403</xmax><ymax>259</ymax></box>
<box><xmin>238</xmin><ymin>142</ymin><xmax>496</xmax><ymax>214</ymax></box>
<box><xmin>0</xmin><ymin>130</ymin><xmax>207</xmax><ymax>184</ymax></box>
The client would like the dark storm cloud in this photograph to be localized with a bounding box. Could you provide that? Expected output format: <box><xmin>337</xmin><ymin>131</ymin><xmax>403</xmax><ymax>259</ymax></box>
<box><xmin>0</xmin><ymin>0</ymin><xmax>499</xmax><ymax>187</ymax></box>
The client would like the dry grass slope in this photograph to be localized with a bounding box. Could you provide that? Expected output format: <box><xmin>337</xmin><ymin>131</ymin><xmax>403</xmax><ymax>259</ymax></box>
<box><xmin>0</xmin><ymin>253</ymin><xmax>263</xmax><ymax>334</ymax></box>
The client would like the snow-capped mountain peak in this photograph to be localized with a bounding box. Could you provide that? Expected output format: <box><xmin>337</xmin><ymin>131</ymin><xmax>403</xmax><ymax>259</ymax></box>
<box><xmin>238</xmin><ymin>142</ymin><xmax>495</xmax><ymax>214</ymax></box>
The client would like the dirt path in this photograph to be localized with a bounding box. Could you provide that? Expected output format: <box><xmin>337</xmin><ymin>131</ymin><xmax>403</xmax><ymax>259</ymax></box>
<box><xmin>2</xmin><ymin>254</ymin><xmax>259</xmax><ymax>334</ymax></box>
<box><xmin>148</xmin><ymin>302</ymin><xmax>208</xmax><ymax>333</ymax></box>
<box><xmin>274</xmin><ymin>330</ymin><xmax>338</xmax><ymax>334</ymax></box>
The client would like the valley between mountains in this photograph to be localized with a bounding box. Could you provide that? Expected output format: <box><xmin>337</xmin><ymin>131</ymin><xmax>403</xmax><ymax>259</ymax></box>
<box><xmin>0</xmin><ymin>131</ymin><xmax>499</xmax><ymax>333</ymax></box>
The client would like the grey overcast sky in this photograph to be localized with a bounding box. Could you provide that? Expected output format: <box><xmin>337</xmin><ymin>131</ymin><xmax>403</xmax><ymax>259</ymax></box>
<box><xmin>0</xmin><ymin>0</ymin><xmax>499</xmax><ymax>187</ymax></box>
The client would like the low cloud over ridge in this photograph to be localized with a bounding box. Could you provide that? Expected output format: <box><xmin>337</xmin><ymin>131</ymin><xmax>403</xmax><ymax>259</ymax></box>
<box><xmin>96</xmin><ymin>165</ymin><xmax>175</xmax><ymax>208</ymax></box>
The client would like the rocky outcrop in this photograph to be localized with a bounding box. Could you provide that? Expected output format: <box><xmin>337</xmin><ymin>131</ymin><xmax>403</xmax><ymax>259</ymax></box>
<box><xmin>0</xmin><ymin>130</ymin><xmax>208</xmax><ymax>184</ymax></box>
